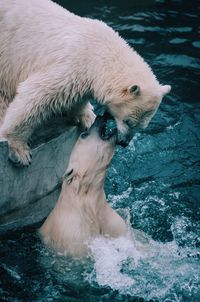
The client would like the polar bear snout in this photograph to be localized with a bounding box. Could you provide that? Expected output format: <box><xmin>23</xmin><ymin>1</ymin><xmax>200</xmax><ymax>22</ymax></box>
<box><xmin>117</xmin><ymin>131</ymin><xmax>133</xmax><ymax>147</ymax></box>
<box><xmin>105</xmin><ymin>84</ymin><xmax>171</xmax><ymax>148</ymax></box>
<box><xmin>90</xmin><ymin>112</ymin><xmax>117</xmax><ymax>142</ymax></box>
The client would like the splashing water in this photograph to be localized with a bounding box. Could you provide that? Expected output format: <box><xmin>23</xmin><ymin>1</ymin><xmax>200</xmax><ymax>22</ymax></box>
<box><xmin>86</xmin><ymin>216</ymin><xmax>200</xmax><ymax>302</ymax></box>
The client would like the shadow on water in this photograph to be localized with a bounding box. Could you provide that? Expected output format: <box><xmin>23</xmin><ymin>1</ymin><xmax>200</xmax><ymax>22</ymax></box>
<box><xmin>1</xmin><ymin>0</ymin><xmax>200</xmax><ymax>301</ymax></box>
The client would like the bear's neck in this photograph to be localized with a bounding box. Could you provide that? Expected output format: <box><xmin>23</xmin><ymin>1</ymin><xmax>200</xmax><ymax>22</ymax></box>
<box><xmin>49</xmin><ymin>182</ymin><xmax>106</xmax><ymax>230</ymax></box>
<box><xmin>39</xmin><ymin>184</ymin><xmax>107</xmax><ymax>257</ymax></box>
<box><xmin>61</xmin><ymin>183</ymin><xmax>106</xmax><ymax>210</ymax></box>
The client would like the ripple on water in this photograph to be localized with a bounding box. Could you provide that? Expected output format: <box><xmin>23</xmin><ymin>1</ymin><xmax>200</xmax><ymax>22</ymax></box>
<box><xmin>154</xmin><ymin>54</ymin><xmax>200</xmax><ymax>69</ymax></box>
<box><xmin>169</xmin><ymin>38</ymin><xmax>188</xmax><ymax>44</ymax></box>
<box><xmin>116</xmin><ymin>24</ymin><xmax>193</xmax><ymax>33</ymax></box>
<box><xmin>192</xmin><ymin>41</ymin><xmax>200</xmax><ymax>48</ymax></box>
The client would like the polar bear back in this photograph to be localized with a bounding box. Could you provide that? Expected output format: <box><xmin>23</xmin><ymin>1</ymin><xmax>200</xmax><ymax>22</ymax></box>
<box><xmin>0</xmin><ymin>0</ymin><xmax>82</xmax><ymax>96</ymax></box>
<box><xmin>0</xmin><ymin>0</ymin><xmax>157</xmax><ymax>103</ymax></box>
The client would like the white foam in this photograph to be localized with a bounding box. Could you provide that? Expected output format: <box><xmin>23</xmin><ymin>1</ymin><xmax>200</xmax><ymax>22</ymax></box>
<box><xmin>89</xmin><ymin>237</ymin><xmax>136</xmax><ymax>289</ymax></box>
<box><xmin>127</xmin><ymin>133</ymin><xmax>141</xmax><ymax>151</ymax></box>
<box><xmin>108</xmin><ymin>186</ymin><xmax>133</xmax><ymax>207</ymax></box>
<box><xmin>88</xmin><ymin>230</ymin><xmax>158</xmax><ymax>292</ymax></box>
<box><xmin>166</xmin><ymin>121</ymin><xmax>181</xmax><ymax>130</ymax></box>
<box><xmin>86</xmin><ymin>224</ymin><xmax>200</xmax><ymax>300</ymax></box>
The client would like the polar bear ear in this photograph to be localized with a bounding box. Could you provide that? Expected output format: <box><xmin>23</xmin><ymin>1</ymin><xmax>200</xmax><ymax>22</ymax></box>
<box><xmin>129</xmin><ymin>85</ymin><xmax>140</xmax><ymax>96</ymax></box>
<box><xmin>63</xmin><ymin>168</ymin><xmax>74</xmax><ymax>184</ymax></box>
<box><xmin>160</xmin><ymin>85</ymin><xmax>171</xmax><ymax>96</ymax></box>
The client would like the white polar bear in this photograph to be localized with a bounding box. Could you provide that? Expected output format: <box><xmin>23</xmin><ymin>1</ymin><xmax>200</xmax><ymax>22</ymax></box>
<box><xmin>0</xmin><ymin>0</ymin><xmax>171</xmax><ymax>166</ymax></box>
<box><xmin>39</xmin><ymin>113</ymin><xmax>127</xmax><ymax>257</ymax></box>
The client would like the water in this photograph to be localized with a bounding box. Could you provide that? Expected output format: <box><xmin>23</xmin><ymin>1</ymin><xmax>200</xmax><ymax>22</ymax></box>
<box><xmin>1</xmin><ymin>0</ymin><xmax>200</xmax><ymax>301</ymax></box>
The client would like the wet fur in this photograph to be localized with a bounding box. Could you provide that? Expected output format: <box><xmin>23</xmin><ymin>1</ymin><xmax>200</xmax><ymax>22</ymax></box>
<box><xmin>0</xmin><ymin>0</ymin><xmax>170</xmax><ymax>166</ymax></box>
<box><xmin>39</xmin><ymin>128</ymin><xmax>127</xmax><ymax>257</ymax></box>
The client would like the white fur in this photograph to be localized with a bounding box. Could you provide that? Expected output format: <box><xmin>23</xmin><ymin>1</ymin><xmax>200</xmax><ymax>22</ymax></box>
<box><xmin>0</xmin><ymin>0</ymin><xmax>171</xmax><ymax>165</ymax></box>
<box><xmin>39</xmin><ymin>126</ymin><xmax>127</xmax><ymax>257</ymax></box>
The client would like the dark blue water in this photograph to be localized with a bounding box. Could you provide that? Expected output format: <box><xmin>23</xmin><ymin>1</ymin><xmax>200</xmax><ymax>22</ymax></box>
<box><xmin>1</xmin><ymin>1</ymin><xmax>200</xmax><ymax>301</ymax></box>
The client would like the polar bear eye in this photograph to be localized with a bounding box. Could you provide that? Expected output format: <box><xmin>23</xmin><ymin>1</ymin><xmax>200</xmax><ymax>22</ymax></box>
<box><xmin>80</xmin><ymin>131</ymin><xmax>89</xmax><ymax>139</ymax></box>
<box><xmin>65</xmin><ymin>169</ymin><xmax>73</xmax><ymax>177</ymax></box>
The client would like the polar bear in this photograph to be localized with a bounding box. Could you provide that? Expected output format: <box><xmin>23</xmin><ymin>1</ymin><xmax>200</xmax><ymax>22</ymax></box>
<box><xmin>0</xmin><ymin>0</ymin><xmax>171</xmax><ymax>166</ymax></box>
<box><xmin>39</xmin><ymin>113</ymin><xmax>127</xmax><ymax>257</ymax></box>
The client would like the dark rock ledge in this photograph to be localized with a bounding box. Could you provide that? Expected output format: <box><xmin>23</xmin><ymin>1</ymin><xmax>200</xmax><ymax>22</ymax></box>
<box><xmin>0</xmin><ymin>118</ymin><xmax>79</xmax><ymax>234</ymax></box>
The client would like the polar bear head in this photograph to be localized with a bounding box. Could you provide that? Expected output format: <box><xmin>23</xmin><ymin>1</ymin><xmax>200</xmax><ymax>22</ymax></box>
<box><xmin>105</xmin><ymin>83</ymin><xmax>171</xmax><ymax>147</ymax></box>
<box><xmin>88</xmin><ymin>24</ymin><xmax>172</xmax><ymax>147</ymax></box>
<box><xmin>63</xmin><ymin>113</ymin><xmax>117</xmax><ymax>191</ymax></box>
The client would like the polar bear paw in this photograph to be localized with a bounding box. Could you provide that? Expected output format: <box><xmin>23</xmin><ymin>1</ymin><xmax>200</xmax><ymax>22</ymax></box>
<box><xmin>8</xmin><ymin>140</ymin><xmax>32</xmax><ymax>167</ymax></box>
<box><xmin>79</xmin><ymin>103</ymin><xmax>96</xmax><ymax>130</ymax></box>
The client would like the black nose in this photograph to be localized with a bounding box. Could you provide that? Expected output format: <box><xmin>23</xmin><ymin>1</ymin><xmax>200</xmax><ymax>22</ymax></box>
<box><xmin>117</xmin><ymin>140</ymin><xmax>129</xmax><ymax>147</ymax></box>
<box><xmin>116</xmin><ymin>132</ymin><xmax>133</xmax><ymax>147</ymax></box>
<box><xmin>93</xmin><ymin>111</ymin><xmax>117</xmax><ymax>140</ymax></box>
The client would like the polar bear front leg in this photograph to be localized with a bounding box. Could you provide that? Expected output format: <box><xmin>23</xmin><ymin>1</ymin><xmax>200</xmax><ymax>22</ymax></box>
<box><xmin>77</xmin><ymin>102</ymin><xmax>96</xmax><ymax>130</ymax></box>
<box><xmin>0</xmin><ymin>71</ymin><xmax>70</xmax><ymax>166</ymax></box>
<box><xmin>0</xmin><ymin>94</ymin><xmax>32</xmax><ymax>166</ymax></box>
<box><xmin>0</xmin><ymin>97</ymin><xmax>34</xmax><ymax>166</ymax></box>
<box><xmin>8</xmin><ymin>140</ymin><xmax>32</xmax><ymax>167</ymax></box>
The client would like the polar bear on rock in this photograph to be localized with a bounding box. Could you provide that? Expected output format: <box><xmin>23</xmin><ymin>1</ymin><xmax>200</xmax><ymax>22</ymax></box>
<box><xmin>0</xmin><ymin>0</ymin><xmax>171</xmax><ymax>166</ymax></box>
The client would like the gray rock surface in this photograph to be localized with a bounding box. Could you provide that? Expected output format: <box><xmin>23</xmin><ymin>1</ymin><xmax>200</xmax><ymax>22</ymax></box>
<box><xmin>0</xmin><ymin>122</ymin><xmax>79</xmax><ymax>233</ymax></box>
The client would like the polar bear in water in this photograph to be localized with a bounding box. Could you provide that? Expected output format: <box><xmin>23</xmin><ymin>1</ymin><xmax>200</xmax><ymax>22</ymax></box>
<box><xmin>39</xmin><ymin>113</ymin><xmax>127</xmax><ymax>257</ymax></box>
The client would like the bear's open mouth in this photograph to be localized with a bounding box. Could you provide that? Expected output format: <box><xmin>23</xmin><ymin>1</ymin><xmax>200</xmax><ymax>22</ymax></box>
<box><xmin>93</xmin><ymin>112</ymin><xmax>117</xmax><ymax>141</ymax></box>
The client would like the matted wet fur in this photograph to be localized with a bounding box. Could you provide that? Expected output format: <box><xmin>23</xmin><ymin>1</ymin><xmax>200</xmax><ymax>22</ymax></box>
<box><xmin>39</xmin><ymin>115</ymin><xmax>127</xmax><ymax>257</ymax></box>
